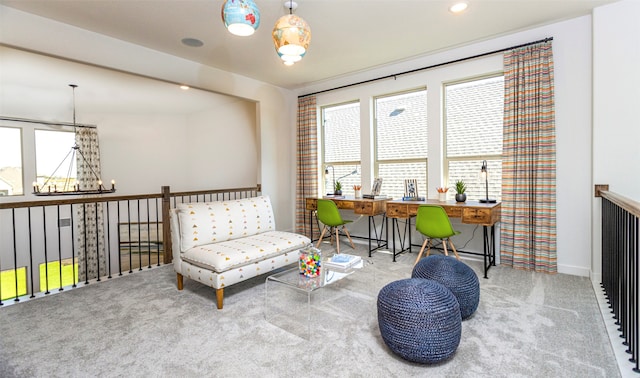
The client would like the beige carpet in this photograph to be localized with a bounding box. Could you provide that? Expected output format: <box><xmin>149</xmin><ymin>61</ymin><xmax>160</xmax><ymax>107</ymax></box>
<box><xmin>0</xmin><ymin>243</ymin><xmax>620</xmax><ymax>377</ymax></box>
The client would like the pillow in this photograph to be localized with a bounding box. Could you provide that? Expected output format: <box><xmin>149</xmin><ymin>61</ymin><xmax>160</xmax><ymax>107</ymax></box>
<box><xmin>177</xmin><ymin>196</ymin><xmax>275</xmax><ymax>251</ymax></box>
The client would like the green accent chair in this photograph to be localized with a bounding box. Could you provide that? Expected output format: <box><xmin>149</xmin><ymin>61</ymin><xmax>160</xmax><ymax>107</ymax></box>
<box><xmin>414</xmin><ymin>205</ymin><xmax>460</xmax><ymax>265</ymax></box>
<box><xmin>315</xmin><ymin>199</ymin><xmax>355</xmax><ymax>254</ymax></box>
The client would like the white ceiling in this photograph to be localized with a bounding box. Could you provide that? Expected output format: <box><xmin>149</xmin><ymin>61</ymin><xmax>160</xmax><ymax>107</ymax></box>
<box><xmin>0</xmin><ymin>0</ymin><xmax>616</xmax><ymax>90</ymax></box>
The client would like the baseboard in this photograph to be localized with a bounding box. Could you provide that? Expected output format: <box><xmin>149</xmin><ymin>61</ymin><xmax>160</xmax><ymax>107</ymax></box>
<box><xmin>592</xmin><ymin>279</ymin><xmax>635</xmax><ymax>377</ymax></box>
<box><xmin>557</xmin><ymin>263</ymin><xmax>590</xmax><ymax>277</ymax></box>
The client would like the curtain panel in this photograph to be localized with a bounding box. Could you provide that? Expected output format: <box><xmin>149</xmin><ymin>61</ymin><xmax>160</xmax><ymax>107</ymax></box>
<box><xmin>295</xmin><ymin>96</ymin><xmax>319</xmax><ymax>238</ymax></box>
<box><xmin>75</xmin><ymin>127</ymin><xmax>107</xmax><ymax>281</ymax></box>
<box><xmin>501</xmin><ymin>41</ymin><xmax>557</xmax><ymax>273</ymax></box>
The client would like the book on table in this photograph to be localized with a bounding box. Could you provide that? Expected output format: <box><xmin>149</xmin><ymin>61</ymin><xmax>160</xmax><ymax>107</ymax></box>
<box><xmin>325</xmin><ymin>254</ymin><xmax>362</xmax><ymax>270</ymax></box>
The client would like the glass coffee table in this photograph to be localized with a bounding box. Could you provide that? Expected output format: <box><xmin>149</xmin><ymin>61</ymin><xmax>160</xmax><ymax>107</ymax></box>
<box><xmin>264</xmin><ymin>258</ymin><xmax>367</xmax><ymax>339</ymax></box>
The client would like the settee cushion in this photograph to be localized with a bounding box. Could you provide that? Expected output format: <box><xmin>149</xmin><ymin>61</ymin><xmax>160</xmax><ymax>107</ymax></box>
<box><xmin>180</xmin><ymin>230</ymin><xmax>309</xmax><ymax>273</ymax></box>
<box><xmin>177</xmin><ymin>196</ymin><xmax>275</xmax><ymax>252</ymax></box>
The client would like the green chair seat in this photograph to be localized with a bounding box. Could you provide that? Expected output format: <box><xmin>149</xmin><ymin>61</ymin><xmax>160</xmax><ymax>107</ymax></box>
<box><xmin>414</xmin><ymin>205</ymin><xmax>460</xmax><ymax>265</ymax></box>
<box><xmin>315</xmin><ymin>199</ymin><xmax>355</xmax><ymax>253</ymax></box>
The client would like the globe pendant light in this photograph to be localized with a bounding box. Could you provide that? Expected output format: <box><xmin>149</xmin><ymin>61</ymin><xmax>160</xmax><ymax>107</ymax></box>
<box><xmin>272</xmin><ymin>1</ymin><xmax>311</xmax><ymax>65</ymax></box>
<box><xmin>221</xmin><ymin>0</ymin><xmax>261</xmax><ymax>37</ymax></box>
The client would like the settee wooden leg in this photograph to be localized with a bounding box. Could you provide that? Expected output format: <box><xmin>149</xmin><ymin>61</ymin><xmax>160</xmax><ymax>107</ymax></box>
<box><xmin>177</xmin><ymin>273</ymin><xmax>184</xmax><ymax>290</ymax></box>
<box><xmin>215</xmin><ymin>288</ymin><xmax>224</xmax><ymax>309</ymax></box>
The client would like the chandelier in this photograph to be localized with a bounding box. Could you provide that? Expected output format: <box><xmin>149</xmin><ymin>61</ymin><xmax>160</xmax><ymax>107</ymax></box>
<box><xmin>33</xmin><ymin>84</ymin><xmax>116</xmax><ymax>196</ymax></box>
<box><xmin>272</xmin><ymin>1</ymin><xmax>311</xmax><ymax>66</ymax></box>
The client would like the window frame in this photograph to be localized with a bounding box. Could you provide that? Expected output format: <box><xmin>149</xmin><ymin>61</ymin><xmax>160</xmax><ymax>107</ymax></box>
<box><xmin>320</xmin><ymin>100</ymin><xmax>362</xmax><ymax>196</ymax></box>
<box><xmin>0</xmin><ymin>125</ymin><xmax>25</xmax><ymax>196</ymax></box>
<box><xmin>443</xmin><ymin>73</ymin><xmax>504</xmax><ymax>201</ymax></box>
<box><xmin>373</xmin><ymin>87</ymin><xmax>428</xmax><ymax>199</ymax></box>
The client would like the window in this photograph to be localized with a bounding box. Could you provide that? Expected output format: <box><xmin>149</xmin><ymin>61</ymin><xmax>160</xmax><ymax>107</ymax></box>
<box><xmin>444</xmin><ymin>75</ymin><xmax>504</xmax><ymax>201</ymax></box>
<box><xmin>321</xmin><ymin>101</ymin><xmax>361</xmax><ymax>195</ymax></box>
<box><xmin>374</xmin><ymin>89</ymin><xmax>428</xmax><ymax>199</ymax></box>
<box><xmin>0</xmin><ymin>267</ymin><xmax>27</xmax><ymax>300</ymax></box>
<box><xmin>35</xmin><ymin>129</ymin><xmax>77</xmax><ymax>192</ymax></box>
<box><xmin>39</xmin><ymin>259</ymin><xmax>78</xmax><ymax>292</ymax></box>
<box><xmin>0</xmin><ymin>126</ymin><xmax>23</xmax><ymax>196</ymax></box>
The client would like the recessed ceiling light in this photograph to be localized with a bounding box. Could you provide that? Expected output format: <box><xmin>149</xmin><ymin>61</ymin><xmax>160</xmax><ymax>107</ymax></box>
<box><xmin>181</xmin><ymin>37</ymin><xmax>204</xmax><ymax>47</ymax></box>
<box><xmin>180</xmin><ymin>85</ymin><xmax>190</xmax><ymax>90</ymax></box>
<box><xmin>449</xmin><ymin>1</ymin><xmax>468</xmax><ymax>14</ymax></box>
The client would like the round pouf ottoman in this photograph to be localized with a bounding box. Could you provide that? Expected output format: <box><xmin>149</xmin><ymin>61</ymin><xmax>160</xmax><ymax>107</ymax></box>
<box><xmin>377</xmin><ymin>278</ymin><xmax>461</xmax><ymax>364</ymax></box>
<box><xmin>412</xmin><ymin>255</ymin><xmax>480</xmax><ymax>320</ymax></box>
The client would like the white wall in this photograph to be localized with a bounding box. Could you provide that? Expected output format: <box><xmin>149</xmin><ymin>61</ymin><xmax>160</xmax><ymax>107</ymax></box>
<box><xmin>186</xmin><ymin>101</ymin><xmax>259</xmax><ymax>190</ymax></box>
<box><xmin>302</xmin><ymin>16</ymin><xmax>595</xmax><ymax>276</ymax></box>
<box><xmin>591</xmin><ymin>0</ymin><xmax>640</xmax><ymax>281</ymax></box>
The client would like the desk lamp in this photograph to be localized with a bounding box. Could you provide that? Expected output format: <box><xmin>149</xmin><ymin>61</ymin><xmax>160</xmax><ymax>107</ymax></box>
<box><xmin>325</xmin><ymin>165</ymin><xmax>335</xmax><ymax>195</ymax></box>
<box><xmin>479</xmin><ymin>160</ymin><xmax>496</xmax><ymax>203</ymax></box>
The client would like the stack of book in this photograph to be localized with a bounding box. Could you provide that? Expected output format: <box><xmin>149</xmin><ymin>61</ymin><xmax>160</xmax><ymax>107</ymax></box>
<box><xmin>324</xmin><ymin>254</ymin><xmax>362</xmax><ymax>270</ymax></box>
<box><xmin>362</xmin><ymin>194</ymin><xmax>388</xmax><ymax>199</ymax></box>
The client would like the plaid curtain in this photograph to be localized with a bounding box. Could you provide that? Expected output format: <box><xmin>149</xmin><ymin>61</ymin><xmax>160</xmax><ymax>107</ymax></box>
<box><xmin>501</xmin><ymin>41</ymin><xmax>557</xmax><ymax>273</ymax></box>
<box><xmin>75</xmin><ymin>127</ymin><xmax>107</xmax><ymax>281</ymax></box>
<box><xmin>295</xmin><ymin>96</ymin><xmax>319</xmax><ymax>237</ymax></box>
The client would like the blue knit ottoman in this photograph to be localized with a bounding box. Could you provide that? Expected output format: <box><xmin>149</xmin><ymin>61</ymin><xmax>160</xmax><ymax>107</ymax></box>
<box><xmin>412</xmin><ymin>255</ymin><xmax>480</xmax><ymax>320</ymax></box>
<box><xmin>377</xmin><ymin>278</ymin><xmax>462</xmax><ymax>364</ymax></box>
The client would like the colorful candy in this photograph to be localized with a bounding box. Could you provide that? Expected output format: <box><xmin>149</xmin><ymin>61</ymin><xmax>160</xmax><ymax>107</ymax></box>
<box><xmin>299</xmin><ymin>245</ymin><xmax>322</xmax><ymax>278</ymax></box>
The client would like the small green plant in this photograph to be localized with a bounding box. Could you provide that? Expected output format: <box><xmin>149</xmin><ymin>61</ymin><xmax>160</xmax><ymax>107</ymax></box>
<box><xmin>454</xmin><ymin>179</ymin><xmax>467</xmax><ymax>194</ymax></box>
<box><xmin>334</xmin><ymin>181</ymin><xmax>342</xmax><ymax>191</ymax></box>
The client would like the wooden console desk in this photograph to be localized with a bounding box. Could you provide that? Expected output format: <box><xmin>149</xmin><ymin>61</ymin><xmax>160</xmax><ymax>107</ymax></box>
<box><xmin>305</xmin><ymin>196</ymin><xmax>390</xmax><ymax>255</ymax></box>
<box><xmin>385</xmin><ymin>199</ymin><xmax>501</xmax><ymax>278</ymax></box>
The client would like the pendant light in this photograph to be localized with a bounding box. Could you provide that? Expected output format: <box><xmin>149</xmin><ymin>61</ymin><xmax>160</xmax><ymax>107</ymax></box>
<box><xmin>272</xmin><ymin>1</ymin><xmax>311</xmax><ymax>65</ymax></box>
<box><xmin>221</xmin><ymin>0</ymin><xmax>261</xmax><ymax>37</ymax></box>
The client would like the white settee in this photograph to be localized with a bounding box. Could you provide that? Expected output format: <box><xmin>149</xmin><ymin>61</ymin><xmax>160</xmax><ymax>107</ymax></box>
<box><xmin>170</xmin><ymin>195</ymin><xmax>310</xmax><ymax>309</ymax></box>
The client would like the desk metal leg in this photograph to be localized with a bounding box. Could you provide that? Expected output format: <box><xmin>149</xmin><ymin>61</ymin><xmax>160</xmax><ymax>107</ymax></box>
<box><xmin>367</xmin><ymin>215</ymin><xmax>388</xmax><ymax>257</ymax></box>
<box><xmin>391</xmin><ymin>218</ymin><xmax>412</xmax><ymax>262</ymax></box>
<box><xmin>482</xmin><ymin>224</ymin><xmax>497</xmax><ymax>279</ymax></box>
<box><xmin>368</xmin><ymin>216</ymin><xmax>372</xmax><ymax>257</ymax></box>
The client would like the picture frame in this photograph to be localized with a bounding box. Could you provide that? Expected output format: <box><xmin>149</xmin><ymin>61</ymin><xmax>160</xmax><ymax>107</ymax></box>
<box><xmin>371</xmin><ymin>177</ymin><xmax>383</xmax><ymax>195</ymax></box>
<box><xmin>404</xmin><ymin>179</ymin><xmax>418</xmax><ymax>198</ymax></box>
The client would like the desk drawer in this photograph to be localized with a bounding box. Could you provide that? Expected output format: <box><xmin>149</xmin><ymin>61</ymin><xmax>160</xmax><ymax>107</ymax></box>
<box><xmin>305</xmin><ymin>199</ymin><xmax>317</xmax><ymax>210</ymax></box>
<box><xmin>462</xmin><ymin>208</ymin><xmax>492</xmax><ymax>224</ymax></box>
<box><xmin>386</xmin><ymin>203</ymin><xmax>408</xmax><ymax>218</ymax></box>
<box><xmin>355</xmin><ymin>201</ymin><xmax>386</xmax><ymax>216</ymax></box>
<box><xmin>335</xmin><ymin>200</ymin><xmax>354</xmax><ymax>210</ymax></box>
<box><xmin>445</xmin><ymin>207</ymin><xmax>463</xmax><ymax>218</ymax></box>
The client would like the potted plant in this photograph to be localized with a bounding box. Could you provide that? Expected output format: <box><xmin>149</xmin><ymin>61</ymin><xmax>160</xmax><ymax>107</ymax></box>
<box><xmin>334</xmin><ymin>181</ymin><xmax>343</xmax><ymax>195</ymax></box>
<box><xmin>454</xmin><ymin>179</ymin><xmax>467</xmax><ymax>202</ymax></box>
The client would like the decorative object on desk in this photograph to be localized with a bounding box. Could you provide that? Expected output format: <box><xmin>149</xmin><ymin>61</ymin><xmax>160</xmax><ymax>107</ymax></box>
<box><xmin>333</xmin><ymin>180</ymin><xmax>342</xmax><ymax>196</ymax></box>
<box><xmin>298</xmin><ymin>244</ymin><xmax>322</xmax><ymax>277</ymax></box>
<box><xmin>412</xmin><ymin>255</ymin><xmax>480</xmax><ymax>320</ymax></box>
<box><xmin>324</xmin><ymin>253</ymin><xmax>362</xmax><ymax>270</ymax></box>
<box><xmin>479</xmin><ymin>160</ymin><xmax>496</xmax><ymax>203</ymax></box>
<box><xmin>436</xmin><ymin>186</ymin><xmax>448</xmax><ymax>202</ymax></box>
<box><xmin>403</xmin><ymin>178</ymin><xmax>420</xmax><ymax>200</ymax></box>
<box><xmin>377</xmin><ymin>278</ymin><xmax>462</xmax><ymax>364</ymax></box>
<box><xmin>371</xmin><ymin>177</ymin><xmax>383</xmax><ymax>196</ymax></box>
<box><xmin>33</xmin><ymin>84</ymin><xmax>116</xmax><ymax>196</ymax></box>
<box><xmin>364</xmin><ymin>177</ymin><xmax>386</xmax><ymax>199</ymax></box>
<box><xmin>454</xmin><ymin>179</ymin><xmax>467</xmax><ymax>203</ymax></box>
<box><xmin>353</xmin><ymin>184</ymin><xmax>362</xmax><ymax>198</ymax></box>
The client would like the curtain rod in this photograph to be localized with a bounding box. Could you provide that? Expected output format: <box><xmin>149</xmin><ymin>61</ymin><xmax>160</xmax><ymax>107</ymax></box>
<box><xmin>0</xmin><ymin>116</ymin><xmax>96</xmax><ymax>129</ymax></box>
<box><xmin>299</xmin><ymin>37</ymin><xmax>553</xmax><ymax>99</ymax></box>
